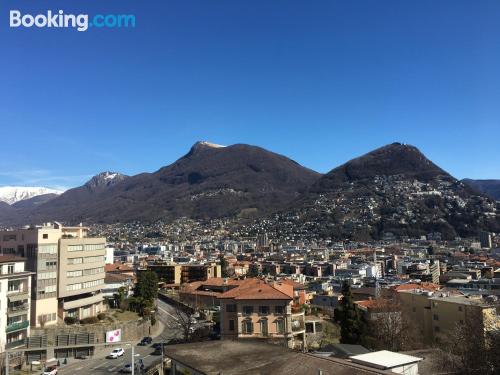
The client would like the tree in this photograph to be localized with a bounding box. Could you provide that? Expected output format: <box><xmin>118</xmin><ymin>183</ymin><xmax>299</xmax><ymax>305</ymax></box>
<box><xmin>247</xmin><ymin>263</ymin><xmax>260</xmax><ymax>278</ymax></box>
<box><xmin>134</xmin><ymin>271</ymin><xmax>159</xmax><ymax>302</ymax></box>
<box><xmin>219</xmin><ymin>254</ymin><xmax>229</xmax><ymax>278</ymax></box>
<box><xmin>133</xmin><ymin>271</ymin><xmax>159</xmax><ymax>316</ymax></box>
<box><xmin>172</xmin><ymin>302</ymin><xmax>200</xmax><ymax>342</ymax></box>
<box><xmin>334</xmin><ymin>282</ymin><xmax>366</xmax><ymax>345</ymax></box>
<box><xmin>365</xmin><ymin>298</ymin><xmax>421</xmax><ymax>351</ymax></box>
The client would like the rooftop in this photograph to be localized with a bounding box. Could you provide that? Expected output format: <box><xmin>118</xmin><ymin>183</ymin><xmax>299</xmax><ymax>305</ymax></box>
<box><xmin>350</xmin><ymin>350</ymin><xmax>423</xmax><ymax>370</ymax></box>
<box><xmin>165</xmin><ymin>340</ymin><xmax>391</xmax><ymax>375</ymax></box>
<box><xmin>0</xmin><ymin>255</ymin><xmax>25</xmax><ymax>264</ymax></box>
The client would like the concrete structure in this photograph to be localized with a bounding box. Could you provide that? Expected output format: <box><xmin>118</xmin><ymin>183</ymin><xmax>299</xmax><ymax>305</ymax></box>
<box><xmin>165</xmin><ymin>340</ymin><xmax>391</xmax><ymax>375</ymax></box>
<box><xmin>350</xmin><ymin>350</ymin><xmax>423</xmax><ymax>375</ymax></box>
<box><xmin>0</xmin><ymin>222</ymin><xmax>106</xmax><ymax>325</ymax></box>
<box><xmin>0</xmin><ymin>255</ymin><xmax>32</xmax><ymax>352</ymax></box>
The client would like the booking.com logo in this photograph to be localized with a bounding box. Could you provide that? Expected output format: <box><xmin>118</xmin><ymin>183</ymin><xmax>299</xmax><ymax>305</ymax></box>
<box><xmin>9</xmin><ymin>10</ymin><xmax>136</xmax><ymax>31</ymax></box>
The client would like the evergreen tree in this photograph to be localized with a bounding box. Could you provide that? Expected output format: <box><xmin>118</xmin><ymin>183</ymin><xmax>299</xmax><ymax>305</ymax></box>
<box><xmin>133</xmin><ymin>271</ymin><xmax>159</xmax><ymax>315</ymax></box>
<box><xmin>219</xmin><ymin>254</ymin><xmax>229</xmax><ymax>278</ymax></box>
<box><xmin>335</xmin><ymin>281</ymin><xmax>366</xmax><ymax>344</ymax></box>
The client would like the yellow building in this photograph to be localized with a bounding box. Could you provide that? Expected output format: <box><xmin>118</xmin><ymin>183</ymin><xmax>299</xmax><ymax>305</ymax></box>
<box><xmin>398</xmin><ymin>289</ymin><xmax>499</xmax><ymax>345</ymax></box>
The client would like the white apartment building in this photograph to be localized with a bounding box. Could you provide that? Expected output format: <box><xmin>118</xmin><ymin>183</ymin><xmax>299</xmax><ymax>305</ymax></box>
<box><xmin>0</xmin><ymin>222</ymin><xmax>106</xmax><ymax>326</ymax></box>
<box><xmin>0</xmin><ymin>255</ymin><xmax>32</xmax><ymax>352</ymax></box>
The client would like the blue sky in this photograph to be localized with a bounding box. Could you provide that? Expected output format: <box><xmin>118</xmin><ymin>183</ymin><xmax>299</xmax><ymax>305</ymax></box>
<box><xmin>1</xmin><ymin>0</ymin><xmax>499</xmax><ymax>189</ymax></box>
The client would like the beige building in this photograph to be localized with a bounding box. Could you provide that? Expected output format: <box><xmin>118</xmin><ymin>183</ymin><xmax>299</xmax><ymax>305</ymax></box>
<box><xmin>0</xmin><ymin>222</ymin><xmax>106</xmax><ymax>326</ymax></box>
<box><xmin>398</xmin><ymin>289</ymin><xmax>500</xmax><ymax>345</ymax></box>
<box><xmin>219</xmin><ymin>278</ymin><xmax>305</xmax><ymax>349</ymax></box>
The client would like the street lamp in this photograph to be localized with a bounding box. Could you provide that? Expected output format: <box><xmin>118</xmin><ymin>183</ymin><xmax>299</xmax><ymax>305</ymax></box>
<box><xmin>125</xmin><ymin>343</ymin><xmax>135</xmax><ymax>375</ymax></box>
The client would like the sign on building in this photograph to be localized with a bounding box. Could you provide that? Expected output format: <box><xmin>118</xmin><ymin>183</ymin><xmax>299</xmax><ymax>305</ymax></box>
<box><xmin>106</xmin><ymin>329</ymin><xmax>122</xmax><ymax>343</ymax></box>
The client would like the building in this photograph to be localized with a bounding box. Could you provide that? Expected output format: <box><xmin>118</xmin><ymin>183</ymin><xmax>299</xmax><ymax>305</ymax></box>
<box><xmin>147</xmin><ymin>262</ymin><xmax>221</xmax><ymax>284</ymax></box>
<box><xmin>164</xmin><ymin>340</ymin><xmax>391</xmax><ymax>375</ymax></box>
<box><xmin>479</xmin><ymin>231</ymin><xmax>492</xmax><ymax>249</ymax></box>
<box><xmin>219</xmin><ymin>278</ymin><xmax>306</xmax><ymax>349</ymax></box>
<box><xmin>398</xmin><ymin>289</ymin><xmax>500</xmax><ymax>345</ymax></box>
<box><xmin>0</xmin><ymin>222</ymin><xmax>106</xmax><ymax>325</ymax></box>
<box><xmin>0</xmin><ymin>255</ymin><xmax>33</xmax><ymax>352</ymax></box>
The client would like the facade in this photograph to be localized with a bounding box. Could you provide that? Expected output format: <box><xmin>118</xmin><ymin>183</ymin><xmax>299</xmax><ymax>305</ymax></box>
<box><xmin>219</xmin><ymin>278</ymin><xmax>305</xmax><ymax>349</ymax></box>
<box><xmin>148</xmin><ymin>263</ymin><xmax>221</xmax><ymax>284</ymax></box>
<box><xmin>398</xmin><ymin>289</ymin><xmax>500</xmax><ymax>345</ymax></box>
<box><xmin>0</xmin><ymin>256</ymin><xmax>32</xmax><ymax>352</ymax></box>
<box><xmin>0</xmin><ymin>222</ymin><xmax>106</xmax><ymax>325</ymax></box>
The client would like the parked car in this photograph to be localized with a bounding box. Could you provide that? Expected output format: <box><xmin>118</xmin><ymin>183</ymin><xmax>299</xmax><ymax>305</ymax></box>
<box><xmin>43</xmin><ymin>366</ymin><xmax>58</xmax><ymax>375</ymax></box>
<box><xmin>119</xmin><ymin>363</ymin><xmax>138</xmax><ymax>373</ymax></box>
<box><xmin>107</xmin><ymin>348</ymin><xmax>125</xmax><ymax>359</ymax></box>
<box><xmin>152</xmin><ymin>342</ymin><xmax>167</xmax><ymax>349</ymax></box>
<box><xmin>139</xmin><ymin>336</ymin><xmax>152</xmax><ymax>346</ymax></box>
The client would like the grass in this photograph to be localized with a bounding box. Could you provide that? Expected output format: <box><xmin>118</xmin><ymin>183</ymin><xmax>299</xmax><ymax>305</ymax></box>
<box><xmin>112</xmin><ymin>309</ymin><xmax>140</xmax><ymax>322</ymax></box>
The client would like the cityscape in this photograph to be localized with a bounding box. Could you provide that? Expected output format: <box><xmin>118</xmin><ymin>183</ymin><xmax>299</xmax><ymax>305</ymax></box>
<box><xmin>2</xmin><ymin>1</ymin><xmax>500</xmax><ymax>375</ymax></box>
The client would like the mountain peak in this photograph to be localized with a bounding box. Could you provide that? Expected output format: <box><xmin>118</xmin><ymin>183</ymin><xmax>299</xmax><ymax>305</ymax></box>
<box><xmin>0</xmin><ymin>186</ymin><xmax>64</xmax><ymax>205</ymax></box>
<box><xmin>185</xmin><ymin>141</ymin><xmax>226</xmax><ymax>157</ymax></box>
<box><xmin>85</xmin><ymin>171</ymin><xmax>128</xmax><ymax>190</ymax></box>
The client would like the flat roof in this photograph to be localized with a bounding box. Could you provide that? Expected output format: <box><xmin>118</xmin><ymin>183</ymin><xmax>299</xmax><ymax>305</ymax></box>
<box><xmin>350</xmin><ymin>350</ymin><xmax>422</xmax><ymax>369</ymax></box>
<box><xmin>165</xmin><ymin>340</ymin><xmax>391</xmax><ymax>375</ymax></box>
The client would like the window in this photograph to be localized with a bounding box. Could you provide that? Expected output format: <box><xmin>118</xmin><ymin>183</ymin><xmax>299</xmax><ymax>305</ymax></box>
<box><xmin>242</xmin><ymin>320</ymin><xmax>253</xmax><ymax>334</ymax></box>
<box><xmin>67</xmin><ymin>258</ymin><xmax>83</xmax><ymax>265</ymax></box>
<box><xmin>458</xmin><ymin>306</ymin><xmax>463</xmax><ymax>312</ymax></box>
<box><xmin>85</xmin><ymin>243</ymin><xmax>105</xmax><ymax>251</ymax></box>
<box><xmin>226</xmin><ymin>304</ymin><xmax>236</xmax><ymax>313</ymax></box>
<box><xmin>7</xmin><ymin>264</ymin><xmax>14</xmax><ymax>274</ymax></box>
<box><xmin>83</xmin><ymin>256</ymin><xmax>103</xmax><ymax>263</ymax></box>
<box><xmin>39</xmin><ymin>272</ymin><xmax>57</xmax><ymax>280</ymax></box>
<box><xmin>45</xmin><ymin>285</ymin><xmax>57</xmax><ymax>293</ymax></box>
<box><xmin>276</xmin><ymin>319</ymin><xmax>285</xmax><ymax>334</ymax></box>
<box><xmin>39</xmin><ymin>245</ymin><xmax>57</xmax><ymax>254</ymax></box>
<box><xmin>260</xmin><ymin>320</ymin><xmax>268</xmax><ymax>336</ymax></box>
<box><xmin>433</xmin><ymin>314</ymin><xmax>439</xmax><ymax>321</ymax></box>
<box><xmin>67</xmin><ymin>270</ymin><xmax>83</xmax><ymax>278</ymax></box>
<box><xmin>412</xmin><ymin>307</ymin><xmax>416</xmax><ymax>313</ymax></box>
<box><xmin>243</xmin><ymin>306</ymin><xmax>253</xmax><ymax>315</ymax></box>
<box><xmin>67</xmin><ymin>283</ymin><xmax>82</xmax><ymax>291</ymax></box>
<box><xmin>42</xmin><ymin>234</ymin><xmax>48</xmax><ymax>239</ymax></box>
<box><xmin>68</xmin><ymin>245</ymin><xmax>83</xmax><ymax>252</ymax></box>
<box><xmin>229</xmin><ymin>319</ymin><xmax>235</xmax><ymax>331</ymax></box>
<box><xmin>259</xmin><ymin>306</ymin><xmax>270</xmax><ymax>315</ymax></box>
<box><xmin>275</xmin><ymin>306</ymin><xmax>285</xmax><ymax>314</ymax></box>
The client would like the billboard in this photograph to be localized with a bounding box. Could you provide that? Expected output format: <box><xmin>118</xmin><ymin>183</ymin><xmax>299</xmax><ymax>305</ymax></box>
<box><xmin>106</xmin><ymin>329</ymin><xmax>122</xmax><ymax>343</ymax></box>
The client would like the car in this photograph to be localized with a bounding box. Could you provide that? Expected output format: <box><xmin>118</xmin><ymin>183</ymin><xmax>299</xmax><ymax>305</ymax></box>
<box><xmin>119</xmin><ymin>364</ymin><xmax>138</xmax><ymax>373</ymax></box>
<box><xmin>151</xmin><ymin>342</ymin><xmax>167</xmax><ymax>349</ymax></box>
<box><xmin>138</xmin><ymin>336</ymin><xmax>152</xmax><ymax>346</ymax></box>
<box><xmin>43</xmin><ymin>366</ymin><xmax>58</xmax><ymax>375</ymax></box>
<box><xmin>107</xmin><ymin>348</ymin><xmax>125</xmax><ymax>359</ymax></box>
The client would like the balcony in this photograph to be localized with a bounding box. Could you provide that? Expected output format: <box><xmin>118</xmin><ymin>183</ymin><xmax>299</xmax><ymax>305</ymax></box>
<box><xmin>7</xmin><ymin>303</ymin><xmax>29</xmax><ymax>317</ymax></box>
<box><xmin>291</xmin><ymin>319</ymin><xmax>305</xmax><ymax>334</ymax></box>
<box><xmin>62</xmin><ymin>293</ymin><xmax>103</xmax><ymax>310</ymax></box>
<box><xmin>5</xmin><ymin>339</ymin><xmax>26</xmax><ymax>349</ymax></box>
<box><xmin>7</xmin><ymin>290</ymin><xmax>30</xmax><ymax>302</ymax></box>
<box><xmin>6</xmin><ymin>320</ymin><xmax>29</xmax><ymax>333</ymax></box>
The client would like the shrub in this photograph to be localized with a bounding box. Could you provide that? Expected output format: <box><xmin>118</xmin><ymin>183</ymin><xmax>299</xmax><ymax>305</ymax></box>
<box><xmin>64</xmin><ymin>316</ymin><xmax>77</xmax><ymax>325</ymax></box>
<box><xmin>80</xmin><ymin>316</ymin><xmax>100</xmax><ymax>325</ymax></box>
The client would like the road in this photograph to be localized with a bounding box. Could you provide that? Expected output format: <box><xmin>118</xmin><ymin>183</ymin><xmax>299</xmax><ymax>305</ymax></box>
<box><xmin>57</xmin><ymin>299</ymin><xmax>184</xmax><ymax>375</ymax></box>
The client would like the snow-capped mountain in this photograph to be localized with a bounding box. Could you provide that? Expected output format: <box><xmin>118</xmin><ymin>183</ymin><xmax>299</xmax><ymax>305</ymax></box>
<box><xmin>0</xmin><ymin>186</ymin><xmax>65</xmax><ymax>205</ymax></box>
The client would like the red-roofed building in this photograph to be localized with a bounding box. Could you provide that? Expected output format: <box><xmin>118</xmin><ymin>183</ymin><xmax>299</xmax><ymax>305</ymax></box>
<box><xmin>219</xmin><ymin>278</ymin><xmax>306</xmax><ymax>349</ymax></box>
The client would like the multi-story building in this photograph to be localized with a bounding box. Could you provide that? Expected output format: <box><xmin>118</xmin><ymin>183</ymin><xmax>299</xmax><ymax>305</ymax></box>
<box><xmin>219</xmin><ymin>278</ymin><xmax>305</xmax><ymax>349</ymax></box>
<box><xmin>398</xmin><ymin>289</ymin><xmax>500</xmax><ymax>345</ymax></box>
<box><xmin>0</xmin><ymin>222</ymin><xmax>106</xmax><ymax>325</ymax></box>
<box><xmin>0</xmin><ymin>255</ymin><xmax>32</xmax><ymax>352</ymax></box>
<box><xmin>147</xmin><ymin>262</ymin><xmax>221</xmax><ymax>284</ymax></box>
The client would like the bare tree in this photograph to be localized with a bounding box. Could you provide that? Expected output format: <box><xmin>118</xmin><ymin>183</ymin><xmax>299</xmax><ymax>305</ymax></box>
<box><xmin>172</xmin><ymin>302</ymin><xmax>200</xmax><ymax>342</ymax></box>
<box><xmin>435</xmin><ymin>310</ymin><xmax>498</xmax><ymax>375</ymax></box>
<box><xmin>365</xmin><ymin>297</ymin><xmax>422</xmax><ymax>351</ymax></box>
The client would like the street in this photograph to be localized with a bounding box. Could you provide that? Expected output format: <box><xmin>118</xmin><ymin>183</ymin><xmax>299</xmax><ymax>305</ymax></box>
<box><xmin>57</xmin><ymin>299</ymin><xmax>183</xmax><ymax>375</ymax></box>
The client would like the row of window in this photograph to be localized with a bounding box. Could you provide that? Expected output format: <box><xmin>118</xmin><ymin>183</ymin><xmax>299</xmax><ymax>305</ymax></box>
<box><xmin>233</xmin><ymin>319</ymin><xmax>285</xmax><ymax>334</ymax></box>
<box><xmin>38</xmin><ymin>271</ymin><xmax>57</xmax><ymax>280</ymax></box>
<box><xmin>39</xmin><ymin>244</ymin><xmax>58</xmax><ymax>254</ymax></box>
<box><xmin>67</xmin><ymin>267</ymin><xmax>104</xmax><ymax>278</ymax></box>
<box><xmin>67</xmin><ymin>256</ymin><xmax>104</xmax><ymax>265</ymax></box>
<box><xmin>66</xmin><ymin>278</ymin><xmax>104</xmax><ymax>291</ymax></box>
<box><xmin>226</xmin><ymin>304</ymin><xmax>286</xmax><ymax>315</ymax></box>
<box><xmin>68</xmin><ymin>244</ymin><xmax>105</xmax><ymax>252</ymax></box>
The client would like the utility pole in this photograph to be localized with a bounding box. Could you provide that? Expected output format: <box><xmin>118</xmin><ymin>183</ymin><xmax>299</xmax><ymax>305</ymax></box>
<box><xmin>131</xmin><ymin>345</ymin><xmax>135</xmax><ymax>375</ymax></box>
<box><xmin>160</xmin><ymin>345</ymin><xmax>164</xmax><ymax>375</ymax></box>
<box><xmin>5</xmin><ymin>352</ymin><xmax>9</xmax><ymax>375</ymax></box>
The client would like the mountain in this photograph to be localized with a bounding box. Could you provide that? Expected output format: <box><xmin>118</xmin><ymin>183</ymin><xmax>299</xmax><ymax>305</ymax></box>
<box><xmin>11</xmin><ymin>193</ymin><xmax>59</xmax><ymax>209</ymax></box>
<box><xmin>13</xmin><ymin>143</ymin><xmax>319</xmax><ymax>224</ymax></box>
<box><xmin>462</xmin><ymin>179</ymin><xmax>500</xmax><ymax>200</ymax></box>
<box><xmin>0</xmin><ymin>186</ymin><xmax>64</xmax><ymax>205</ymax></box>
<box><xmin>277</xmin><ymin>143</ymin><xmax>500</xmax><ymax>240</ymax></box>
